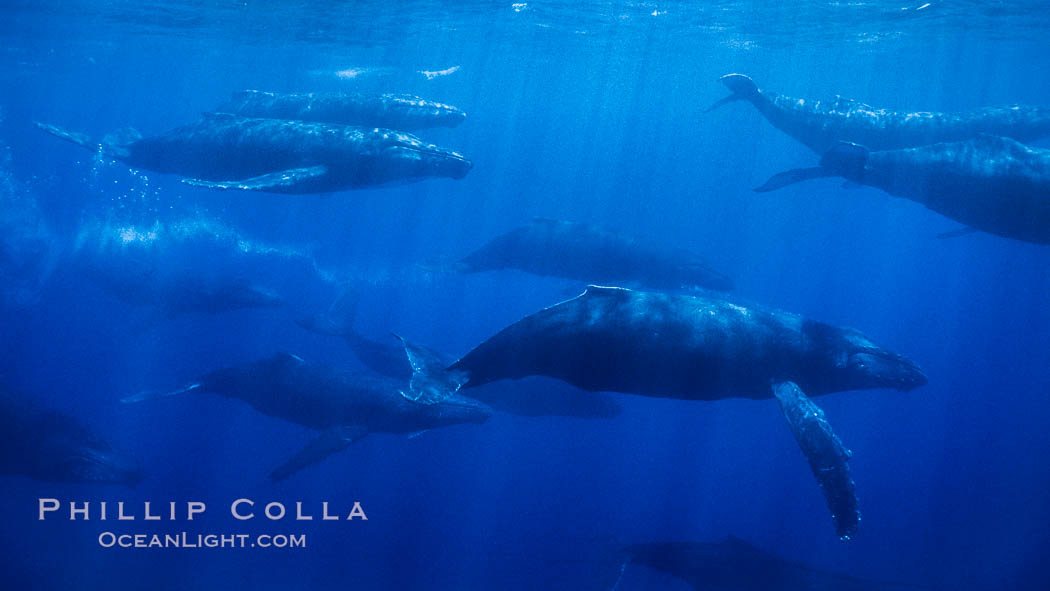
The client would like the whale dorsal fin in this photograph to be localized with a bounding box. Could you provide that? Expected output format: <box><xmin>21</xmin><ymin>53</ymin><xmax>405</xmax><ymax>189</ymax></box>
<box><xmin>583</xmin><ymin>285</ymin><xmax>633</xmax><ymax>297</ymax></box>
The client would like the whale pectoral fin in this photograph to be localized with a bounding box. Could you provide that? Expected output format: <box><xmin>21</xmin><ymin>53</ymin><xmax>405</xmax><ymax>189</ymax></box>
<box><xmin>936</xmin><ymin>226</ymin><xmax>979</xmax><ymax>239</ymax></box>
<box><xmin>772</xmin><ymin>381</ymin><xmax>860</xmax><ymax>541</ymax></box>
<box><xmin>182</xmin><ymin>165</ymin><xmax>328</xmax><ymax>192</ymax></box>
<box><xmin>754</xmin><ymin>167</ymin><xmax>833</xmax><ymax>192</ymax></box>
<box><xmin>121</xmin><ymin>383</ymin><xmax>201</xmax><ymax>404</ymax></box>
<box><xmin>270</xmin><ymin>425</ymin><xmax>368</xmax><ymax>481</ymax></box>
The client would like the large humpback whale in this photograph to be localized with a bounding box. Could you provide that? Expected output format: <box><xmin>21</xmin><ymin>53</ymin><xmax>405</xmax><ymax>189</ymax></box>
<box><xmin>215</xmin><ymin>90</ymin><xmax>466</xmax><ymax>130</ymax></box>
<box><xmin>36</xmin><ymin>113</ymin><xmax>471</xmax><ymax>194</ymax></box>
<box><xmin>711</xmin><ymin>73</ymin><xmax>1050</xmax><ymax>153</ymax></box>
<box><xmin>123</xmin><ymin>353</ymin><xmax>491</xmax><ymax>480</ymax></box>
<box><xmin>614</xmin><ymin>537</ymin><xmax>935</xmax><ymax>590</ymax></box>
<box><xmin>756</xmin><ymin>136</ymin><xmax>1050</xmax><ymax>245</ymax></box>
<box><xmin>0</xmin><ymin>392</ymin><xmax>143</xmax><ymax>486</ymax></box>
<box><xmin>421</xmin><ymin>286</ymin><xmax>925</xmax><ymax>401</ymax></box>
<box><xmin>296</xmin><ymin>290</ymin><xmax>622</xmax><ymax>419</ymax></box>
<box><xmin>455</xmin><ymin>218</ymin><xmax>733</xmax><ymax>292</ymax></box>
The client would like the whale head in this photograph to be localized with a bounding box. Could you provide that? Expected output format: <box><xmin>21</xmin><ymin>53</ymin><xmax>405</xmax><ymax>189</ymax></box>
<box><xmin>380</xmin><ymin>132</ymin><xmax>472</xmax><ymax>182</ymax></box>
<box><xmin>803</xmin><ymin>321</ymin><xmax>927</xmax><ymax>393</ymax></box>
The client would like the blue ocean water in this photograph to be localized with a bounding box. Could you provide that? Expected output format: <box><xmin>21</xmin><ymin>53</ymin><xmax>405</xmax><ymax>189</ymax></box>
<box><xmin>1</xmin><ymin>1</ymin><xmax>1049</xmax><ymax>589</ymax></box>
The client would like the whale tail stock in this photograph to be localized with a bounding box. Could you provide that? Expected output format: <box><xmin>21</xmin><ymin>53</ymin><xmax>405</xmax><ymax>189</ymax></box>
<box><xmin>120</xmin><ymin>383</ymin><xmax>200</xmax><ymax>404</ymax></box>
<box><xmin>706</xmin><ymin>73</ymin><xmax>760</xmax><ymax>113</ymax></box>
<box><xmin>755</xmin><ymin>142</ymin><xmax>871</xmax><ymax>192</ymax></box>
<box><xmin>393</xmin><ymin>334</ymin><xmax>468</xmax><ymax>404</ymax></box>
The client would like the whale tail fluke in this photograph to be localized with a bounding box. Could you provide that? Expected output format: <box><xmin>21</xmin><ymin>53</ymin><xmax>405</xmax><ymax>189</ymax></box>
<box><xmin>121</xmin><ymin>383</ymin><xmax>200</xmax><ymax>404</ymax></box>
<box><xmin>393</xmin><ymin>334</ymin><xmax>468</xmax><ymax>404</ymax></box>
<box><xmin>706</xmin><ymin>73</ymin><xmax>760</xmax><ymax>112</ymax></box>
<box><xmin>754</xmin><ymin>166</ymin><xmax>834</xmax><ymax>192</ymax></box>
<box><xmin>34</xmin><ymin>122</ymin><xmax>95</xmax><ymax>150</ymax></box>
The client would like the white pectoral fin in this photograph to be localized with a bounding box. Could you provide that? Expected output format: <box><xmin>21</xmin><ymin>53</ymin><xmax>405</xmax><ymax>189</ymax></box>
<box><xmin>182</xmin><ymin>165</ymin><xmax>328</xmax><ymax>192</ymax></box>
<box><xmin>270</xmin><ymin>425</ymin><xmax>368</xmax><ymax>481</ymax></box>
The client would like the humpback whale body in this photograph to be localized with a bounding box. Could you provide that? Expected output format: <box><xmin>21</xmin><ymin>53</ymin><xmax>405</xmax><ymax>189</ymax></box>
<box><xmin>422</xmin><ymin>286</ymin><xmax>925</xmax><ymax>401</ymax></box>
<box><xmin>456</xmin><ymin>218</ymin><xmax>733</xmax><ymax>292</ymax></box>
<box><xmin>712</xmin><ymin>73</ymin><xmax>1050</xmax><ymax>153</ymax></box>
<box><xmin>35</xmin><ymin>114</ymin><xmax>471</xmax><ymax>194</ymax></box>
<box><xmin>402</xmin><ymin>287</ymin><xmax>920</xmax><ymax>537</ymax></box>
<box><xmin>757</xmin><ymin>136</ymin><xmax>1050</xmax><ymax>245</ymax></box>
<box><xmin>0</xmin><ymin>392</ymin><xmax>143</xmax><ymax>486</ymax></box>
<box><xmin>123</xmin><ymin>353</ymin><xmax>491</xmax><ymax>480</ymax></box>
<box><xmin>296</xmin><ymin>290</ymin><xmax>622</xmax><ymax>419</ymax></box>
<box><xmin>215</xmin><ymin>90</ymin><xmax>466</xmax><ymax>130</ymax></box>
<box><xmin>616</xmin><ymin>537</ymin><xmax>935</xmax><ymax>590</ymax></box>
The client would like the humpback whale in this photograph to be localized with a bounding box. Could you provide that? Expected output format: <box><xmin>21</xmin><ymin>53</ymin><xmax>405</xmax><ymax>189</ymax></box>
<box><xmin>215</xmin><ymin>90</ymin><xmax>466</xmax><ymax>130</ymax></box>
<box><xmin>711</xmin><ymin>73</ymin><xmax>1050</xmax><ymax>153</ymax></box>
<box><xmin>0</xmin><ymin>392</ymin><xmax>143</xmax><ymax>486</ymax></box>
<box><xmin>419</xmin><ymin>286</ymin><xmax>925</xmax><ymax>401</ymax></box>
<box><xmin>36</xmin><ymin>114</ymin><xmax>471</xmax><ymax>194</ymax></box>
<box><xmin>83</xmin><ymin>264</ymin><xmax>286</xmax><ymax>319</ymax></box>
<box><xmin>455</xmin><ymin>218</ymin><xmax>733</xmax><ymax>292</ymax></box>
<box><xmin>123</xmin><ymin>353</ymin><xmax>491</xmax><ymax>480</ymax></box>
<box><xmin>296</xmin><ymin>290</ymin><xmax>622</xmax><ymax>419</ymax></box>
<box><xmin>615</xmin><ymin>537</ymin><xmax>936</xmax><ymax>590</ymax></box>
<box><xmin>756</xmin><ymin>136</ymin><xmax>1050</xmax><ymax>245</ymax></box>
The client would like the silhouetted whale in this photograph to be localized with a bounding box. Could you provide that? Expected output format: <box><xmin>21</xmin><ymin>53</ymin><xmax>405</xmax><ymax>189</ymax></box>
<box><xmin>756</xmin><ymin>136</ymin><xmax>1050</xmax><ymax>245</ymax></box>
<box><xmin>419</xmin><ymin>286</ymin><xmax>925</xmax><ymax>401</ymax></box>
<box><xmin>0</xmin><ymin>392</ymin><xmax>143</xmax><ymax>486</ymax></box>
<box><xmin>711</xmin><ymin>73</ymin><xmax>1050</xmax><ymax>153</ymax></box>
<box><xmin>215</xmin><ymin>90</ymin><xmax>466</xmax><ymax>130</ymax></box>
<box><xmin>616</xmin><ymin>537</ymin><xmax>935</xmax><ymax>590</ymax></box>
<box><xmin>123</xmin><ymin>353</ymin><xmax>491</xmax><ymax>480</ymax></box>
<box><xmin>296</xmin><ymin>289</ymin><xmax>622</xmax><ymax>419</ymax></box>
<box><xmin>36</xmin><ymin>114</ymin><xmax>471</xmax><ymax>194</ymax></box>
<box><xmin>84</xmin><ymin>265</ymin><xmax>285</xmax><ymax>319</ymax></box>
<box><xmin>455</xmin><ymin>218</ymin><xmax>733</xmax><ymax>292</ymax></box>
